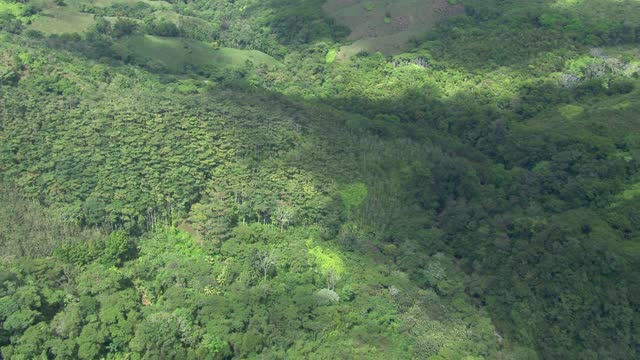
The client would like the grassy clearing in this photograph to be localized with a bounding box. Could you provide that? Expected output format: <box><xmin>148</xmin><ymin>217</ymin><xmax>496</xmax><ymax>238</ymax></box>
<box><xmin>621</xmin><ymin>239</ymin><xmax>640</xmax><ymax>257</ymax></box>
<box><xmin>27</xmin><ymin>0</ymin><xmax>171</xmax><ymax>11</ymax></box>
<box><xmin>618</xmin><ymin>182</ymin><xmax>640</xmax><ymax>201</ymax></box>
<box><xmin>559</xmin><ymin>104</ymin><xmax>584</xmax><ymax>119</ymax></box>
<box><xmin>323</xmin><ymin>0</ymin><xmax>463</xmax><ymax>58</ymax></box>
<box><xmin>91</xmin><ymin>0</ymin><xmax>172</xmax><ymax>9</ymax></box>
<box><xmin>337</xmin><ymin>30</ymin><xmax>421</xmax><ymax>59</ymax></box>
<box><xmin>26</xmin><ymin>0</ymin><xmax>172</xmax><ymax>34</ymax></box>
<box><xmin>120</xmin><ymin>35</ymin><xmax>281</xmax><ymax>72</ymax></box>
<box><xmin>28</xmin><ymin>7</ymin><xmax>95</xmax><ymax>34</ymax></box>
<box><xmin>152</xmin><ymin>9</ymin><xmax>180</xmax><ymax>21</ymax></box>
<box><xmin>103</xmin><ymin>15</ymin><xmax>142</xmax><ymax>25</ymax></box>
<box><xmin>152</xmin><ymin>10</ymin><xmax>211</xmax><ymax>28</ymax></box>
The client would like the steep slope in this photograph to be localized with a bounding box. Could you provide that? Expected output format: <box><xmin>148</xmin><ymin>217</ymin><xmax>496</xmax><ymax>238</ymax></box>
<box><xmin>0</xmin><ymin>35</ymin><xmax>508</xmax><ymax>359</ymax></box>
<box><xmin>1</xmin><ymin>0</ymin><xmax>640</xmax><ymax>358</ymax></box>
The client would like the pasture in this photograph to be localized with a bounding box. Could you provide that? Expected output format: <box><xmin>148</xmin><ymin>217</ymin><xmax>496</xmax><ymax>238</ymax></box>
<box><xmin>28</xmin><ymin>7</ymin><xmax>95</xmax><ymax>34</ymax></box>
<box><xmin>323</xmin><ymin>0</ymin><xmax>463</xmax><ymax>58</ymax></box>
<box><xmin>120</xmin><ymin>35</ymin><xmax>281</xmax><ymax>72</ymax></box>
<box><xmin>91</xmin><ymin>0</ymin><xmax>172</xmax><ymax>9</ymax></box>
<box><xmin>26</xmin><ymin>0</ymin><xmax>174</xmax><ymax>35</ymax></box>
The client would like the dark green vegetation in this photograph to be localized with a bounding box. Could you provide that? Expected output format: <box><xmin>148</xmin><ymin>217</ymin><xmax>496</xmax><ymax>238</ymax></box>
<box><xmin>1</xmin><ymin>0</ymin><xmax>640</xmax><ymax>358</ymax></box>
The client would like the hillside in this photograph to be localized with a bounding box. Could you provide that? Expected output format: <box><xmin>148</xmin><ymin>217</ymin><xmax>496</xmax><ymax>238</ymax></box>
<box><xmin>1</xmin><ymin>0</ymin><xmax>639</xmax><ymax>359</ymax></box>
<box><xmin>323</xmin><ymin>0</ymin><xmax>464</xmax><ymax>58</ymax></box>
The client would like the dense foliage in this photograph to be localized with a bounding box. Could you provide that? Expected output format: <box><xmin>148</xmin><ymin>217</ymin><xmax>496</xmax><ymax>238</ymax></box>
<box><xmin>1</xmin><ymin>0</ymin><xmax>639</xmax><ymax>359</ymax></box>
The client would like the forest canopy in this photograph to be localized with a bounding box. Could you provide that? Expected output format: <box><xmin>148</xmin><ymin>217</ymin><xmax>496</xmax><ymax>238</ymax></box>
<box><xmin>1</xmin><ymin>0</ymin><xmax>639</xmax><ymax>359</ymax></box>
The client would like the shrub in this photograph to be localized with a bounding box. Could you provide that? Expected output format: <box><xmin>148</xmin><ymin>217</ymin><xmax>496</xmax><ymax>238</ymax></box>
<box><xmin>607</xmin><ymin>79</ymin><xmax>635</xmax><ymax>95</ymax></box>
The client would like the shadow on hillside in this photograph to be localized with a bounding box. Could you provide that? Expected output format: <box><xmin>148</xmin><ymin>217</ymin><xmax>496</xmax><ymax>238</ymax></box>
<box><xmin>419</xmin><ymin>0</ymin><xmax>640</xmax><ymax>72</ymax></box>
<box><xmin>6</xmin><ymin>2</ymin><xmax>640</xmax><ymax>356</ymax></box>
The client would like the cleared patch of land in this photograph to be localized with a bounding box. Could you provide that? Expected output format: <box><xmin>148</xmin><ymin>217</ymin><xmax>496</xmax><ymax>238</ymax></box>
<box><xmin>91</xmin><ymin>0</ymin><xmax>172</xmax><ymax>8</ymax></box>
<box><xmin>29</xmin><ymin>7</ymin><xmax>95</xmax><ymax>34</ymax></box>
<box><xmin>23</xmin><ymin>0</ymin><xmax>275</xmax><ymax>71</ymax></box>
<box><xmin>120</xmin><ymin>35</ymin><xmax>281</xmax><ymax>72</ymax></box>
<box><xmin>152</xmin><ymin>10</ymin><xmax>212</xmax><ymax>31</ymax></box>
<box><xmin>323</xmin><ymin>0</ymin><xmax>463</xmax><ymax>58</ymax></box>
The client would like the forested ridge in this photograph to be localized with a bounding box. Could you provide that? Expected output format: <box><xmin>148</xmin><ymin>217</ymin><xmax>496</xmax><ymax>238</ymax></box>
<box><xmin>1</xmin><ymin>0</ymin><xmax>639</xmax><ymax>359</ymax></box>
